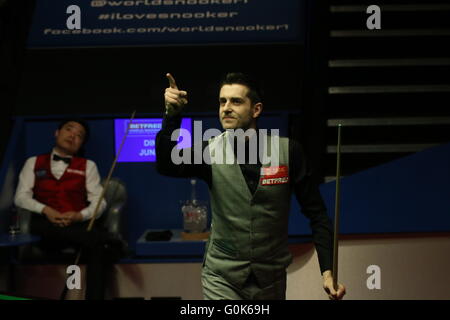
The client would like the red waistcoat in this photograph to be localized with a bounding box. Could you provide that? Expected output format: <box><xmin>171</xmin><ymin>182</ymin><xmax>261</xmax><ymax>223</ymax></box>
<box><xmin>33</xmin><ymin>153</ymin><xmax>88</xmax><ymax>214</ymax></box>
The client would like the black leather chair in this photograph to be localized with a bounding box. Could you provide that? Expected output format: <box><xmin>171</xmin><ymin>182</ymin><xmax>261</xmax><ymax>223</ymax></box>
<box><xmin>16</xmin><ymin>177</ymin><xmax>127</xmax><ymax>261</ymax></box>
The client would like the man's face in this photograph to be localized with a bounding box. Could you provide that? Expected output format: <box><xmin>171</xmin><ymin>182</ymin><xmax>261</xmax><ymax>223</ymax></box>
<box><xmin>219</xmin><ymin>84</ymin><xmax>262</xmax><ymax>130</ymax></box>
<box><xmin>54</xmin><ymin>121</ymin><xmax>86</xmax><ymax>156</ymax></box>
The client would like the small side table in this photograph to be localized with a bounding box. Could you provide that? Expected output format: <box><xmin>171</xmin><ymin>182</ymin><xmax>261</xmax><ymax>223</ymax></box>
<box><xmin>0</xmin><ymin>234</ymin><xmax>41</xmax><ymax>248</ymax></box>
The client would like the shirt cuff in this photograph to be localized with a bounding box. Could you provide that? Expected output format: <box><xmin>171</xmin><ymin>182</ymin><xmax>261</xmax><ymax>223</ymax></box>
<box><xmin>80</xmin><ymin>208</ymin><xmax>90</xmax><ymax>221</ymax></box>
<box><xmin>36</xmin><ymin>203</ymin><xmax>46</xmax><ymax>214</ymax></box>
<box><xmin>162</xmin><ymin>113</ymin><xmax>182</xmax><ymax>132</ymax></box>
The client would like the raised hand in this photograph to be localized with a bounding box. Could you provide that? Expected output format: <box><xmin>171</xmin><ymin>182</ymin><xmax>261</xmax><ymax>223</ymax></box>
<box><xmin>164</xmin><ymin>73</ymin><xmax>188</xmax><ymax>116</ymax></box>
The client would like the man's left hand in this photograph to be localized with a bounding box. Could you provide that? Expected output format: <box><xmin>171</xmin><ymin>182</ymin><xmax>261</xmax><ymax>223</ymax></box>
<box><xmin>322</xmin><ymin>270</ymin><xmax>346</xmax><ymax>300</ymax></box>
<box><xmin>60</xmin><ymin>211</ymin><xmax>83</xmax><ymax>226</ymax></box>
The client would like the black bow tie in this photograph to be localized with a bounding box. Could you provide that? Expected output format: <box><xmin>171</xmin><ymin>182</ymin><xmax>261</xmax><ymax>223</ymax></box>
<box><xmin>53</xmin><ymin>154</ymin><xmax>71</xmax><ymax>164</ymax></box>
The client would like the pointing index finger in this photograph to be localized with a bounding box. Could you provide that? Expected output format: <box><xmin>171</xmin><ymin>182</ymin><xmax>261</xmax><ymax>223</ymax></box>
<box><xmin>166</xmin><ymin>73</ymin><xmax>178</xmax><ymax>89</ymax></box>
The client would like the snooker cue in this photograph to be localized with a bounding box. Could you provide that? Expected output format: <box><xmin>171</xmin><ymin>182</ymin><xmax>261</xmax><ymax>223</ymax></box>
<box><xmin>60</xmin><ymin>110</ymin><xmax>136</xmax><ymax>300</ymax></box>
<box><xmin>332</xmin><ymin>124</ymin><xmax>342</xmax><ymax>291</ymax></box>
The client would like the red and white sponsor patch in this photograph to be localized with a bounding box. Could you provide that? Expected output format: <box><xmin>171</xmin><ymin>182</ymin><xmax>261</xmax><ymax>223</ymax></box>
<box><xmin>66</xmin><ymin>168</ymin><xmax>85</xmax><ymax>176</ymax></box>
<box><xmin>260</xmin><ymin>165</ymin><xmax>289</xmax><ymax>186</ymax></box>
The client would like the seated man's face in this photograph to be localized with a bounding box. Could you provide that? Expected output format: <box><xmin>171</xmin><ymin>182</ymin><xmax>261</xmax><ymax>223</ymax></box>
<box><xmin>55</xmin><ymin>121</ymin><xmax>86</xmax><ymax>156</ymax></box>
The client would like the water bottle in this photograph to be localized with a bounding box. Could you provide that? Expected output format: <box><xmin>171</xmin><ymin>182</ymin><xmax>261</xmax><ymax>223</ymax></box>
<box><xmin>9</xmin><ymin>208</ymin><xmax>20</xmax><ymax>237</ymax></box>
<box><xmin>181</xmin><ymin>179</ymin><xmax>207</xmax><ymax>233</ymax></box>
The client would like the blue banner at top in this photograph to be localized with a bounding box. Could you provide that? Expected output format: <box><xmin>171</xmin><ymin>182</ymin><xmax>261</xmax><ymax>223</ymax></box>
<box><xmin>27</xmin><ymin>0</ymin><xmax>305</xmax><ymax>48</ymax></box>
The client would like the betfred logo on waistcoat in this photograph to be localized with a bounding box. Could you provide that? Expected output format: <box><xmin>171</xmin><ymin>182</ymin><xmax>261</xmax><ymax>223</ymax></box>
<box><xmin>260</xmin><ymin>165</ymin><xmax>289</xmax><ymax>186</ymax></box>
<box><xmin>66</xmin><ymin>168</ymin><xmax>85</xmax><ymax>176</ymax></box>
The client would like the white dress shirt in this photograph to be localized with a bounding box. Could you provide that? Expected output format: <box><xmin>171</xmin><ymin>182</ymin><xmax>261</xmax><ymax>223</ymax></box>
<box><xmin>14</xmin><ymin>149</ymin><xmax>107</xmax><ymax>221</ymax></box>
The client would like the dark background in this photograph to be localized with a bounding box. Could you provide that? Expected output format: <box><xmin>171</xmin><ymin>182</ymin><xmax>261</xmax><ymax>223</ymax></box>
<box><xmin>0</xmin><ymin>0</ymin><xmax>330</xmax><ymax>245</ymax></box>
<box><xmin>2</xmin><ymin>0</ymin><xmax>450</xmax><ymax>255</ymax></box>
<box><xmin>3</xmin><ymin>0</ymin><xmax>449</xmax><ymax>214</ymax></box>
<box><xmin>0</xmin><ymin>0</ymin><xmax>327</xmax><ymax>179</ymax></box>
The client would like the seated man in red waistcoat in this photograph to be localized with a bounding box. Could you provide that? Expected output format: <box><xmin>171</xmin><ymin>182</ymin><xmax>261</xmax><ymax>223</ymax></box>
<box><xmin>14</xmin><ymin>119</ymin><xmax>123</xmax><ymax>300</ymax></box>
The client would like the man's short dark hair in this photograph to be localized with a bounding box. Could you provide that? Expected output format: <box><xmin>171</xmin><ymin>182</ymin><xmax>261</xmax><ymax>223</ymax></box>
<box><xmin>57</xmin><ymin>118</ymin><xmax>90</xmax><ymax>144</ymax></box>
<box><xmin>220</xmin><ymin>72</ymin><xmax>264</xmax><ymax>105</ymax></box>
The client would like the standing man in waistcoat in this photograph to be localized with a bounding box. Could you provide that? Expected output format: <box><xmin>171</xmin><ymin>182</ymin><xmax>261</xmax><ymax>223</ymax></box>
<box><xmin>14</xmin><ymin>119</ymin><xmax>122</xmax><ymax>300</ymax></box>
<box><xmin>156</xmin><ymin>73</ymin><xmax>346</xmax><ymax>300</ymax></box>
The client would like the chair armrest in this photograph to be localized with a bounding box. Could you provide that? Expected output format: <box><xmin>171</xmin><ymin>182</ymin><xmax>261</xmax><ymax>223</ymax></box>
<box><xmin>102</xmin><ymin>202</ymin><xmax>126</xmax><ymax>234</ymax></box>
<box><xmin>16</xmin><ymin>208</ymin><xmax>35</xmax><ymax>234</ymax></box>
